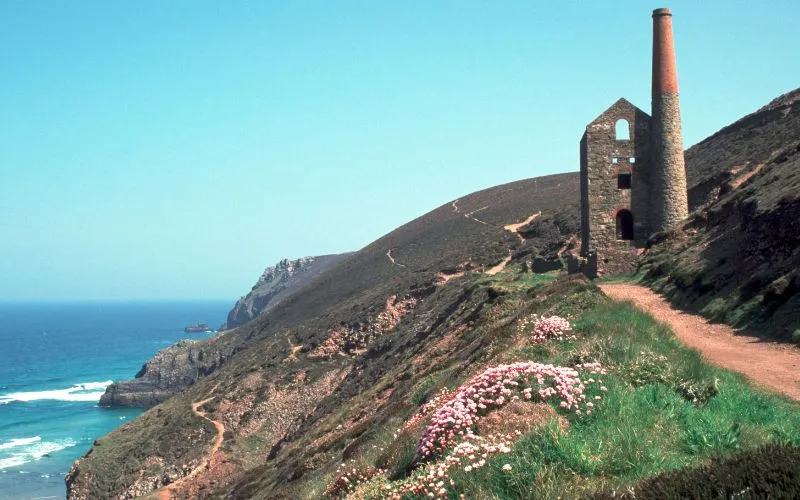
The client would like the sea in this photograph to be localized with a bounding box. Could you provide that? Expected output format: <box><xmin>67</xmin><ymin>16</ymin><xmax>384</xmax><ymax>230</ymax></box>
<box><xmin>0</xmin><ymin>300</ymin><xmax>231</xmax><ymax>499</ymax></box>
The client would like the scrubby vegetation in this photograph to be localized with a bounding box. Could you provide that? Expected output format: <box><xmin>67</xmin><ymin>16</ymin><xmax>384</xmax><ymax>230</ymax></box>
<box><xmin>305</xmin><ymin>268</ymin><xmax>800</xmax><ymax>499</ymax></box>
<box><xmin>593</xmin><ymin>443</ymin><xmax>800</xmax><ymax>499</ymax></box>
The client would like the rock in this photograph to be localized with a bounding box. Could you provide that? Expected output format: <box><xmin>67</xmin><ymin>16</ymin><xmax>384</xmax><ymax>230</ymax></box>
<box><xmin>224</xmin><ymin>254</ymin><xmax>352</xmax><ymax>330</ymax></box>
<box><xmin>99</xmin><ymin>340</ymin><xmax>226</xmax><ymax>408</ymax></box>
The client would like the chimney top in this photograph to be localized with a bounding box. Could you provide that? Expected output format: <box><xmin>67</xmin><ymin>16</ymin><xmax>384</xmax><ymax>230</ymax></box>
<box><xmin>652</xmin><ymin>8</ymin><xmax>672</xmax><ymax>17</ymax></box>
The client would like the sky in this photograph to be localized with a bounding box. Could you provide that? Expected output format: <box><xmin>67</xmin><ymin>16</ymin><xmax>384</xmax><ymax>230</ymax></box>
<box><xmin>1</xmin><ymin>1</ymin><xmax>798</xmax><ymax>301</ymax></box>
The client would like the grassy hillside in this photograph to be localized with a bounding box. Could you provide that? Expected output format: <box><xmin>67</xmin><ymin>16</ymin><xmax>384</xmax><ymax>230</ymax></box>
<box><xmin>67</xmin><ymin>173</ymin><xmax>583</xmax><ymax>498</ymax></box>
<box><xmin>639</xmin><ymin>88</ymin><xmax>800</xmax><ymax>341</ymax></box>
<box><xmin>66</xmin><ymin>90</ymin><xmax>800</xmax><ymax>499</ymax></box>
<box><xmin>69</xmin><ymin>264</ymin><xmax>800</xmax><ymax>499</ymax></box>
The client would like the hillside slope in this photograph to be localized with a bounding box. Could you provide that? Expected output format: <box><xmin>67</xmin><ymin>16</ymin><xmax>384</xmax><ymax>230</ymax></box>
<box><xmin>66</xmin><ymin>90</ymin><xmax>800</xmax><ymax>499</ymax></box>
<box><xmin>640</xmin><ymin>88</ymin><xmax>800</xmax><ymax>340</ymax></box>
<box><xmin>66</xmin><ymin>173</ymin><xmax>581</xmax><ymax>498</ymax></box>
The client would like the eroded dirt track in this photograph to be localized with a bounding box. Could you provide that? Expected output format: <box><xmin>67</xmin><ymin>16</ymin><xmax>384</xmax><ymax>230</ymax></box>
<box><xmin>157</xmin><ymin>391</ymin><xmax>225</xmax><ymax>499</ymax></box>
<box><xmin>600</xmin><ymin>284</ymin><xmax>800</xmax><ymax>401</ymax></box>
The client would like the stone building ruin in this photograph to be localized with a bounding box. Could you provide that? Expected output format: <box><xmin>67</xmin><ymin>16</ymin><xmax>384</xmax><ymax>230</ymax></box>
<box><xmin>580</xmin><ymin>8</ymin><xmax>689</xmax><ymax>277</ymax></box>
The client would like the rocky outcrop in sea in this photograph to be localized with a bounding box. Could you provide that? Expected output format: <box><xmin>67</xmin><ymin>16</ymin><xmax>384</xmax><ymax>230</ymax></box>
<box><xmin>99</xmin><ymin>340</ymin><xmax>225</xmax><ymax>408</ymax></box>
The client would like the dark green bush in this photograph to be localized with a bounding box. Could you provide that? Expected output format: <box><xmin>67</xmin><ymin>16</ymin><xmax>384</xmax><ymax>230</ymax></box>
<box><xmin>593</xmin><ymin>444</ymin><xmax>800</xmax><ymax>499</ymax></box>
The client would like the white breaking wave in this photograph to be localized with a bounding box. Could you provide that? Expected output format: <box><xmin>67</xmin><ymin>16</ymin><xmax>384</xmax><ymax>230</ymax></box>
<box><xmin>0</xmin><ymin>436</ymin><xmax>41</xmax><ymax>451</ymax></box>
<box><xmin>0</xmin><ymin>380</ymin><xmax>113</xmax><ymax>404</ymax></box>
<box><xmin>0</xmin><ymin>438</ymin><xmax>77</xmax><ymax>469</ymax></box>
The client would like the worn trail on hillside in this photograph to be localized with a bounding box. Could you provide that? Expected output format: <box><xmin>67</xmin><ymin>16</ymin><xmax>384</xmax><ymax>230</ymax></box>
<box><xmin>386</xmin><ymin>248</ymin><xmax>406</xmax><ymax>268</ymax></box>
<box><xmin>157</xmin><ymin>387</ymin><xmax>226</xmax><ymax>499</ymax></box>
<box><xmin>600</xmin><ymin>284</ymin><xmax>800</xmax><ymax>401</ymax></box>
<box><xmin>503</xmin><ymin>211</ymin><xmax>541</xmax><ymax>243</ymax></box>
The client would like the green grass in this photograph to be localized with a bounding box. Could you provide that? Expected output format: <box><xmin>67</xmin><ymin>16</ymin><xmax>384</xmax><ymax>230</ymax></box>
<box><xmin>441</xmin><ymin>299</ymin><xmax>800</xmax><ymax>498</ymax></box>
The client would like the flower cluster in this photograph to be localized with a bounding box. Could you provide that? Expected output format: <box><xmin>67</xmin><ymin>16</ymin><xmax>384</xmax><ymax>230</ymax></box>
<box><xmin>385</xmin><ymin>433</ymin><xmax>517</xmax><ymax>499</ymax></box>
<box><xmin>416</xmin><ymin>361</ymin><xmax>606</xmax><ymax>459</ymax></box>
<box><xmin>517</xmin><ymin>314</ymin><xmax>574</xmax><ymax>343</ymax></box>
<box><xmin>323</xmin><ymin>461</ymin><xmax>385</xmax><ymax>498</ymax></box>
<box><xmin>402</xmin><ymin>388</ymin><xmax>452</xmax><ymax>433</ymax></box>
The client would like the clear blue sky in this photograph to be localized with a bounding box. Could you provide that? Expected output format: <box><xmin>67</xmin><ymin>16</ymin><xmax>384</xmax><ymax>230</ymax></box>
<box><xmin>1</xmin><ymin>1</ymin><xmax>797</xmax><ymax>301</ymax></box>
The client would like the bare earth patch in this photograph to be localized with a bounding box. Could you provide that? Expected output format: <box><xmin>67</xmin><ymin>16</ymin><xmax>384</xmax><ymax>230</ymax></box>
<box><xmin>485</xmin><ymin>254</ymin><xmax>512</xmax><ymax>276</ymax></box>
<box><xmin>503</xmin><ymin>211</ymin><xmax>542</xmax><ymax>243</ymax></box>
<box><xmin>476</xmin><ymin>401</ymin><xmax>568</xmax><ymax>437</ymax></box>
<box><xmin>310</xmin><ymin>295</ymin><xmax>418</xmax><ymax>357</ymax></box>
<box><xmin>600</xmin><ymin>284</ymin><xmax>800</xmax><ymax>401</ymax></box>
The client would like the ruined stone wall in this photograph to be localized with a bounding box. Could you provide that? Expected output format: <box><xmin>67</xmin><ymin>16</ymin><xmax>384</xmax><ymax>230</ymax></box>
<box><xmin>580</xmin><ymin>99</ymin><xmax>651</xmax><ymax>277</ymax></box>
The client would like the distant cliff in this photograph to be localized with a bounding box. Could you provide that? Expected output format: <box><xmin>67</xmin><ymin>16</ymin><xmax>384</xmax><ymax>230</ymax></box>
<box><xmin>224</xmin><ymin>254</ymin><xmax>352</xmax><ymax>330</ymax></box>
<box><xmin>99</xmin><ymin>340</ymin><xmax>226</xmax><ymax>408</ymax></box>
<box><xmin>99</xmin><ymin>253</ymin><xmax>353</xmax><ymax>409</ymax></box>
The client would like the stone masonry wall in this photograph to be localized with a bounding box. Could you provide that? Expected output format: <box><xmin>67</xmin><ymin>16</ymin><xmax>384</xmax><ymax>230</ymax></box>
<box><xmin>650</xmin><ymin>92</ymin><xmax>689</xmax><ymax>231</ymax></box>
<box><xmin>580</xmin><ymin>99</ymin><xmax>652</xmax><ymax>277</ymax></box>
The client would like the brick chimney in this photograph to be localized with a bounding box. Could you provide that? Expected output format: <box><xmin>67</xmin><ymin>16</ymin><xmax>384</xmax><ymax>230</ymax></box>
<box><xmin>650</xmin><ymin>7</ymin><xmax>688</xmax><ymax>232</ymax></box>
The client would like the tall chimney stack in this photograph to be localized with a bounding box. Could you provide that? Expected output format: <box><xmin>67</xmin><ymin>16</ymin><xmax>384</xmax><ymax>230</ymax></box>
<box><xmin>651</xmin><ymin>8</ymin><xmax>688</xmax><ymax>232</ymax></box>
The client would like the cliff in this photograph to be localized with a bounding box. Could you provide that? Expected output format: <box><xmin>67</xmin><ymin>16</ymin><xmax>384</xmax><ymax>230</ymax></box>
<box><xmin>99</xmin><ymin>339</ymin><xmax>228</xmax><ymax>408</ymax></box>
<box><xmin>225</xmin><ymin>254</ymin><xmax>351</xmax><ymax>330</ymax></box>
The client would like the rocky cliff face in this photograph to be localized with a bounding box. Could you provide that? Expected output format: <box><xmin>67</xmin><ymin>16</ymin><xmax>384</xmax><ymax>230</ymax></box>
<box><xmin>225</xmin><ymin>254</ymin><xmax>351</xmax><ymax>330</ymax></box>
<box><xmin>99</xmin><ymin>339</ymin><xmax>227</xmax><ymax>408</ymax></box>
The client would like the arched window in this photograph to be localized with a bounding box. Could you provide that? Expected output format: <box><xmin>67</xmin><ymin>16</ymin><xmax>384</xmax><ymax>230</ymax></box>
<box><xmin>616</xmin><ymin>209</ymin><xmax>634</xmax><ymax>240</ymax></box>
<box><xmin>615</xmin><ymin>119</ymin><xmax>630</xmax><ymax>141</ymax></box>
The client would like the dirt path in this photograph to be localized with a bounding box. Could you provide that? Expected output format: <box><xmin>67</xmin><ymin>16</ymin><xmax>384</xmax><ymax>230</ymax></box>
<box><xmin>600</xmin><ymin>284</ymin><xmax>800</xmax><ymax>401</ymax></box>
<box><xmin>386</xmin><ymin>249</ymin><xmax>406</xmax><ymax>268</ymax></box>
<box><xmin>157</xmin><ymin>390</ymin><xmax>226</xmax><ymax>499</ymax></box>
<box><xmin>464</xmin><ymin>206</ymin><xmax>490</xmax><ymax>225</ymax></box>
<box><xmin>485</xmin><ymin>254</ymin><xmax>512</xmax><ymax>276</ymax></box>
<box><xmin>503</xmin><ymin>211</ymin><xmax>541</xmax><ymax>243</ymax></box>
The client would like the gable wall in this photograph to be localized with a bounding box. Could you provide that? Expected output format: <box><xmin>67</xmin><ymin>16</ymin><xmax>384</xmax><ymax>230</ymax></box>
<box><xmin>580</xmin><ymin>101</ymin><xmax>652</xmax><ymax>276</ymax></box>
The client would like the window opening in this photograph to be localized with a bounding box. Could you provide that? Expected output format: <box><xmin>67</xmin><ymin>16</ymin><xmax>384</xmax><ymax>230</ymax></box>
<box><xmin>615</xmin><ymin>119</ymin><xmax>630</xmax><ymax>140</ymax></box>
<box><xmin>618</xmin><ymin>172</ymin><xmax>632</xmax><ymax>189</ymax></box>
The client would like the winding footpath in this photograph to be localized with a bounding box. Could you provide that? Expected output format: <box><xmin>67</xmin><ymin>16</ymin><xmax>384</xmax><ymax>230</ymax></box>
<box><xmin>157</xmin><ymin>390</ymin><xmax>226</xmax><ymax>499</ymax></box>
<box><xmin>600</xmin><ymin>284</ymin><xmax>800</xmax><ymax>401</ymax></box>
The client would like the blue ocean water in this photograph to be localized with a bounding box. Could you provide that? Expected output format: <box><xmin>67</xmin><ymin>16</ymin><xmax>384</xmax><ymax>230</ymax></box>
<box><xmin>0</xmin><ymin>300</ymin><xmax>230</xmax><ymax>499</ymax></box>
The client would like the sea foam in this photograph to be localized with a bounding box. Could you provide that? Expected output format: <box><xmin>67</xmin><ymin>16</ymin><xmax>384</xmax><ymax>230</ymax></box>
<box><xmin>0</xmin><ymin>437</ymin><xmax>76</xmax><ymax>469</ymax></box>
<box><xmin>0</xmin><ymin>380</ymin><xmax>113</xmax><ymax>404</ymax></box>
<box><xmin>0</xmin><ymin>436</ymin><xmax>41</xmax><ymax>451</ymax></box>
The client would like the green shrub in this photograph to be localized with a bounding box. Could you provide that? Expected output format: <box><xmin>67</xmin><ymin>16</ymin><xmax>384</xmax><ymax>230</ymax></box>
<box><xmin>620</xmin><ymin>350</ymin><xmax>670</xmax><ymax>387</ymax></box>
<box><xmin>593</xmin><ymin>444</ymin><xmax>800</xmax><ymax>499</ymax></box>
